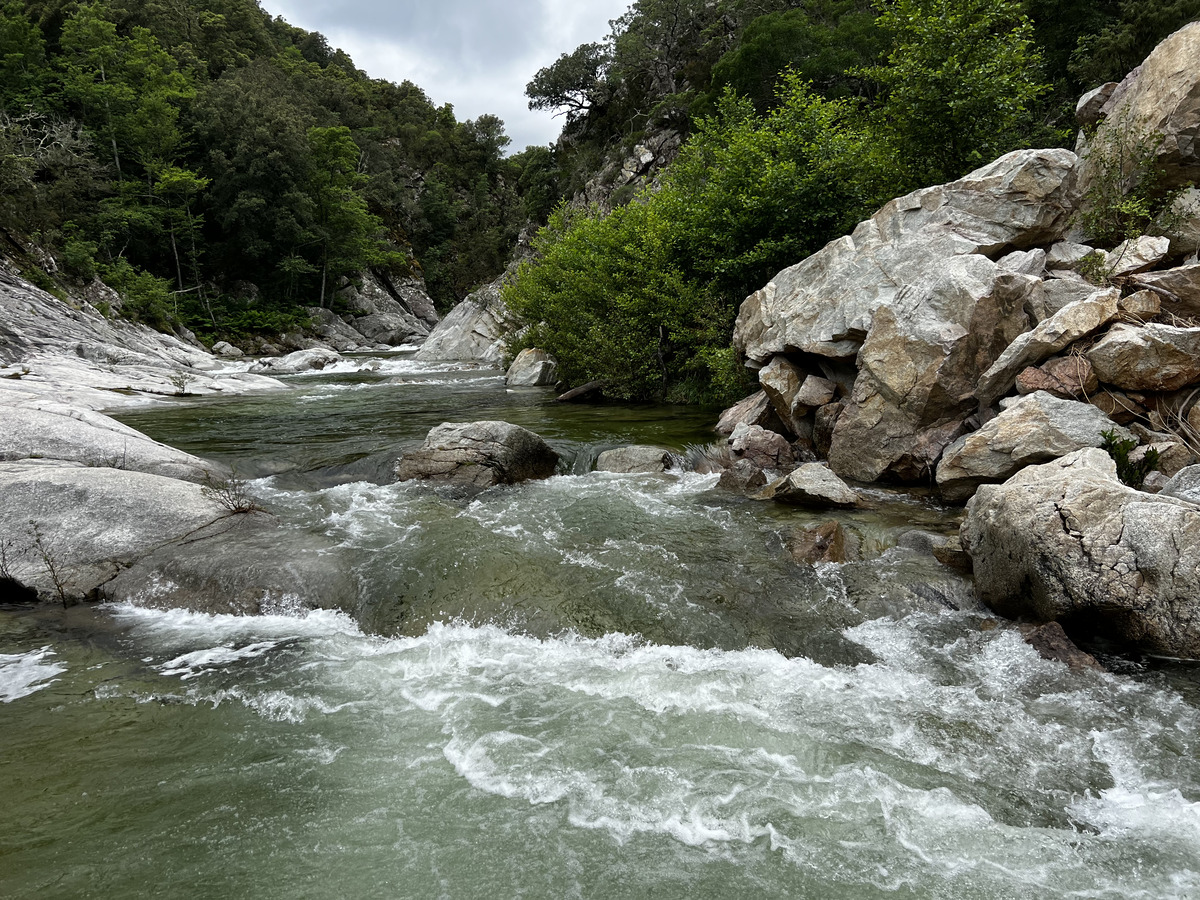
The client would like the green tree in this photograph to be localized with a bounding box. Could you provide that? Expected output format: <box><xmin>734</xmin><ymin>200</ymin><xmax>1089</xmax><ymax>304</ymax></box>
<box><xmin>525</xmin><ymin>42</ymin><xmax>610</xmax><ymax>123</ymax></box>
<box><xmin>860</xmin><ymin>0</ymin><xmax>1049</xmax><ymax>187</ymax></box>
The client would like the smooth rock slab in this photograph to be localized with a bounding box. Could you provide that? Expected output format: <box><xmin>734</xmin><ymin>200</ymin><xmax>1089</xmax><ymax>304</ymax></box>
<box><xmin>0</xmin><ymin>402</ymin><xmax>219</xmax><ymax>483</ymax></box>
<box><xmin>936</xmin><ymin>392</ymin><xmax>1132</xmax><ymax>502</ymax></box>
<box><xmin>961</xmin><ymin>448</ymin><xmax>1200</xmax><ymax>658</ymax></box>
<box><xmin>395</xmin><ymin>421</ymin><xmax>559</xmax><ymax>488</ymax></box>
<box><xmin>0</xmin><ymin>460</ymin><xmax>223</xmax><ymax>600</ymax></box>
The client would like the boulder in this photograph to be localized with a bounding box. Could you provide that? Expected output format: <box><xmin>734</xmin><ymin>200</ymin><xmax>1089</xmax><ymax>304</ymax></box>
<box><xmin>595</xmin><ymin>445</ymin><xmax>672</xmax><ymax>474</ymax></box>
<box><xmin>975</xmin><ymin>288</ymin><xmax>1120</xmax><ymax>406</ymax></box>
<box><xmin>1082</xmin><ymin>23</ymin><xmax>1200</xmax><ymax>192</ymax></box>
<box><xmin>416</xmin><ymin>279</ymin><xmax>507</xmax><ymax>364</ymax></box>
<box><xmin>729</xmin><ymin>423</ymin><xmax>795</xmax><ymax>471</ymax></box>
<box><xmin>0</xmin><ymin>460</ymin><xmax>224</xmax><ymax>601</ymax></box>
<box><xmin>1162</xmin><ymin>463</ymin><xmax>1200</xmax><ymax>504</ymax></box>
<box><xmin>1087</xmin><ymin>323</ymin><xmax>1200</xmax><ymax>391</ymax></box>
<box><xmin>936</xmin><ymin>391</ymin><xmax>1133</xmax><ymax>502</ymax></box>
<box><xmin>1015</xmin><ymin>356</ymin><xmax>1100</xmax><ymax>400</ymax></box>
<box><xmin>717</xmin><ymin>459</ymin><xmax>769</xmax><ymax>494</ymax></box>
<box><xmin>1106</xmin><ymin>235</ymin><xmax>1170</xmax><ymax>276</ymax></box>
<box><xmin>1089</xmin><ymin>388</ymin><xmax>1153</xmax><ymax>425</ymax></box>
<box><xmin>755</xmin><ymin>463</ymin><xmax>861</xmax><ymax>509</ymax></box>
<box><xmin>827</xmin><ymin>254</ymin><xmax>1037</xmax><ymax>483</ymax></box>
<box><xmin>961</xmin><ymin>448</ymin><xmax>1200</xmax><ymax>659</ymax></box>
<box><xmin>304</xmin><ymin>307</ymin><xmax>367</xmax><ymax>352</ymax></box>
<box><xmin>1162</xmin><ymin>188</ymin><xmax>1200</xmax><ymax>257</ymax></box>
<box><xmin>506</xmin><ymin>348</ymin><xmax>559</xmax><ymax>387</ymax></box>
<box><xmin>734</xmin><ymin>148</ymin><xmax>1080</xmax><ymax>364</ymax></box>
<box><xmin>0</xmin><ymin>402</ymin><xmax>218</xmax><ymax>483</ymax></box>
<box><xmin>249</xmin><ymin>348</ymin><xmax>341</xmax><ymax>375</ymax></box>
<box><xmin>395</xmin><ymin>421</ymin><xmax>559</xmax><ymax>488</ymax></box>
<box><xmin>715</xmin><ymin>391</ymin><xmax>785</xmax><ymax>436</ymax></box>
<box><xmin>211</xmin><ymin>341</ymin><xmax>244</xmax><ymax>358</ymax></box>
<box><xmin>1131</xmin><ymin>264</ymin><xmax>1200</xmax><ymax>317</ymax></box>
<box><xmin>1021</xmin><ymin>622</ymin><xmax>1101</xmax><ymax>670</ymax></box>
<box><xmin>1028</xmin><ymin>276</ymin><xmax>1102</xmax><ymax>321</ymax></box>
<box><xmin>813</xmin><ymin>402</ymin><xmax>843</xmax><ymax>458</ymax></box>
<box><xmin>758</xmin><ymin>356</ymin><xmax>807</xmax><ymax>433</ymax></box>
<box><xmin>1045</xmin><ymin>241</ymin><xmax>1097</xmax><ymax>270</ymax></box>
<box><xmin>1118</xmin><ymin>289</ymin><xmax>1162</xmax><ymax>319</ymax></box>
<box><xmin>996</xmin><ymin>248</ymin><xmax>1046</xmax><ymax>276</ymax></box>
<box><xmin>1076</xmin><ymin>82</ymin><xmax>1119</xmax><ymax>127</ymax></box>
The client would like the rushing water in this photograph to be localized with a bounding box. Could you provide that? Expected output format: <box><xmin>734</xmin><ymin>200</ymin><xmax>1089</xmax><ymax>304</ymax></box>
<box><xmin>3</xmin><ymin>353</ymin><xmax>1200</xmax><ymax>898</ymax></box>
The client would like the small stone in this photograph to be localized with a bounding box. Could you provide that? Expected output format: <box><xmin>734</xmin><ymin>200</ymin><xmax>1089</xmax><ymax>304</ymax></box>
<box><xmin>717</xmin><ymin>459</ymin><xmax>769</xmax><ymax>494</ymax></box>
<box><xmin>756</xmin><ymin>463</ymin><xmax>861</xmax><ymax>509</ymax></box>
<box><xmin>1021</xmin><ymin>622</ymin><xmax>1102</xmax><ymax>670</ymax></box>
<box><xmin>1119</xmin><ymin>289</ymin><xmax>1161</xmax><ymax>320</ymax></box>
<box><xmin>596</xmin><ymin>446</ymin><xmax>672</xmax><ymax>474</ymax></box>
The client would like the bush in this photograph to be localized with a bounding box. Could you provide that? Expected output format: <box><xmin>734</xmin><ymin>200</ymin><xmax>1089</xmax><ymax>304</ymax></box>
<box><xmin>504</xmin><ymin>76</ymin><xmax>885</xmax><ymax>404</ymax></box>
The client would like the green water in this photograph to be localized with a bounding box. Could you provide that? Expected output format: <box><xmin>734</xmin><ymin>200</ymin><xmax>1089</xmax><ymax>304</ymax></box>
<box><xmin>3</xmin><ymin>354</ymin><xmax>1199</xmax><ymax>899</ymax></box>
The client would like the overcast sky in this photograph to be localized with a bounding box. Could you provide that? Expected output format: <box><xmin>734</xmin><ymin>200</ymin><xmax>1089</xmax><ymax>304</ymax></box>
<box><xmin>260</xmin><ymin>0</ymin><xmax>632</xmax><ymax>151</ymax></box>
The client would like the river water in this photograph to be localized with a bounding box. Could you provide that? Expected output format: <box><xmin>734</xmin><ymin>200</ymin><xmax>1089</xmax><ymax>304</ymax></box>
<box><xmin>3</xmin><ymin>354</ymin><xmax>1199</xmax><ymax>898</ymax></box>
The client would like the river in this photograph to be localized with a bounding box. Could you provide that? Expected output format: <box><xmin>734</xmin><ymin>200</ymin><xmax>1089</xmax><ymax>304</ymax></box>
<box><xmin>2</xmin><ymin>353</ymin><xmax>1199</xmax><ymax>898</ymax></box>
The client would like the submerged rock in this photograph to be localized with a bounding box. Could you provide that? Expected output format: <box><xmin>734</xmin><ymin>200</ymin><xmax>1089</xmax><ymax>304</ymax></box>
<box><xmin>100</xmin><ymin>512</ymin><xmax>355</xmax><ymax>616</ymax></box>
<box><xmin>395</xmin><ymin>421</ymin><xmax>559</xmax><ymax>488</ymax></box>
<box><xmin>961</xmin><ymin>448</ymin><xmax>1200</xmax><ymax>659</ymax></box>
<box><xmin>789</xmin><ymin>521</ymin><xmax>852</xmax><ymax>565</ymax></box>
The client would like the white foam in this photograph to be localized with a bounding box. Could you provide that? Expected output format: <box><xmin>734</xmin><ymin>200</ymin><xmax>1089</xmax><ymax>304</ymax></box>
<box><xmin>0</xmin><ymin>646</ymin><xmax>66</xmax><ymax>702</ymax></box>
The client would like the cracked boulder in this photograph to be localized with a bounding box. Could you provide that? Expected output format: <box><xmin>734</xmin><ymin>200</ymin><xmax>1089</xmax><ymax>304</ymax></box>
<box><xmin>827</xmin><ymin>254</ymin><xmax>1038</xmax><ymax>483</ymax></box>
<box><xmin>734</xmin><ymin>148</ymin><xmax>1079</xmax><ymax>364</ymax></box>
<box><xmin>961</xmin><ymin>447</ymin><xmax>1200</xmax><ymax>658</ymax></box>
<box><xmin>936</xmin><ymin>392</ymin><xmax>1133</xmax><ymax>502</ymax></box>
<box><xmin>395</xmin><ymin>421</ymin><xmax>559</xmax><ymax>488</ymax></box>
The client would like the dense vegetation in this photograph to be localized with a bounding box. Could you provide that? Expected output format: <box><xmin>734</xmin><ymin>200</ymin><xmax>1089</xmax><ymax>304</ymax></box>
<box><xmin>0</xmin><ymin>0</ymin><xmax>537</xmax><ymax>341</ymax></box>
<box><xmin>508</xmin><ymin>0</ymin><xmax>1200</xmax><ymax>403</ymax></box>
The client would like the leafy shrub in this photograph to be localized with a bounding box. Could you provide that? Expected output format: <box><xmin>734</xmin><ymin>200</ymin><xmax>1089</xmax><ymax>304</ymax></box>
<box><xmin>1101</xmin><ymin>428</ymin><xmax>1158</xmax><ymax>489</ymax></box>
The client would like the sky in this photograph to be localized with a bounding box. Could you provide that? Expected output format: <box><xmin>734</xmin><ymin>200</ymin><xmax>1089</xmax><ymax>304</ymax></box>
<box><xmin>260</xmin><ymin>0</ymin><xmax>633</xmax><ymax>151</ymax></box>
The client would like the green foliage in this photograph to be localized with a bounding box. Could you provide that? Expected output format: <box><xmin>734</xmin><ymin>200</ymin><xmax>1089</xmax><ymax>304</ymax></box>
<box><xmin>1069</xmin><ymin>0</ymin><xmax>1200</xmax><ymax>87</ymax></box>
<box><xmin>525</xmin><ymin>42</ymin><xmax>610</xmax><ymax>122</ymax></box>
<box><xmin>1075</xmin><ymin>119</ymin><xmax>1186</xmax><ymax>249</ymax></box>
<box><xmin>859</xmin><ymin>0</ymin><xmax>1050</xmax><ymax>187</ymax></box>
<box><xmin>707</xmin><ymin>2</ymin><xmax>885</xmax><ymax>111</ymax></box>
<box><xmin>505</xmin><ymin>77</ymin><xmax>884</xmax><ymax>403</ymax></box>
<box><xmin>100</xmin><ymin>257</ymin><xmax>175</xmax><ymax>330</ymax></box>
<box><xmin>60</xmin><ymin>236</ymin><xmax>98</xmax><ymax>279</ymax></box>
<box><xmin>1101</xmin><ymin>429</ymin><xmax>1159</xmax><ymax>488</ymax></box>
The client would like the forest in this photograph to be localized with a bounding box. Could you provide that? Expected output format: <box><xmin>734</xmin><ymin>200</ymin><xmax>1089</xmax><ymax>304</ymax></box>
<box><xmin>0</xmin><ymin>0</ymin><xmax>538</xmax><ymax>341</ymax></box>
<box><xmin>0</xmin><ymin>0</ymin><xmax>1197</xmax><ymax>381</ymax></box>
<box><xmin>508</xmin><ymin>0</ymin><xmax>1200</xmax><ymax>402</ymax></box>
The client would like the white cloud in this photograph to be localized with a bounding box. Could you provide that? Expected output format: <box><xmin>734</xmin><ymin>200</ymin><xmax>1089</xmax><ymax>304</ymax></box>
<box><xmin>261</xmin><ymin>0</ymin><xmax>630</xmax><ymax>149</ymax></box>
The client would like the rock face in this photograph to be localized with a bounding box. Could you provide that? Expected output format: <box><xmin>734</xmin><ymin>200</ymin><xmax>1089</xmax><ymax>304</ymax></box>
<box><xmin>734</xmin><ymin>149</ymin><xmax>1080</xmax><ymax>364</ymax></box>
<box><xmin>395</xmin><ymin>421</ymin><xmax>559</xmax><ymax>488</ymax></box>
<box><xmin>0</xmin><ymin>267</ymin><xmax>285</xmax><ymax>410</ymax></box>
<box><xmin>416</xmin><ymin>279</ymin><xmax>507</xmax><ymax>364</ymax></box>
<box><xmin>336</xmin><ymin>273</ymin><xmax>432</xmax><ymax>345</ymax></box>
<box><xmin>827</xmin><ymin>254</ymin><xmax>1037</xmax><ymax>482</ymax></box>
<box><xmin>1086</xmin><ymin>323</ymin><xmax>1200</xmax><ymax>391</ymax></box>
<box><xmin>1084</xmin><ymin>22</ymin><xmax>1200</xmax><ymax>191</ymax></box>
<box><xmin>961</xmin><ymin>448</ymin><xmax>1200</xmax><ymax>659</ymax></box>
<box><xmin>0</xmin><ymin>402</ymin><xmax>218</xmax><ymax>483</ymax></box>
<box><xmin>936</xmin><ymin>392</ymin><xmax>1133</xmax><ymax>502</ymax></box>
<box><xmin>506</xmin><ymin>348</ymin><xmax>558</xmax><ymax>386</ymax></box>
<box><xmin>595</xmin><ymin>446</ymin><xmax>672</xmax><ymax>474</ymax></box>
<box><xmin>0</xmin><ymin>461</ymin><xmax>225</xmax><ymax>600</ymax></box>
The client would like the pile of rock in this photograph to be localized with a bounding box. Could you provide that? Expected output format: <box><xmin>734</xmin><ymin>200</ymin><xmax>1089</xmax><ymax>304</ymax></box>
<box><xmin>713</xmin><ymin>23</ymin><xmax>1200</xmax><ymax>658</ymax></box>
